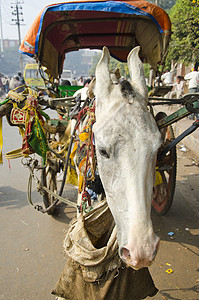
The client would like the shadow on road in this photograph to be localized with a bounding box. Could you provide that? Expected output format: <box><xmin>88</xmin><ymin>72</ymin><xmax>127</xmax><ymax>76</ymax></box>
<box><xmin>0</xmin><ymin>184</ymin><xmax>77</xmax><ymax>225</ymax></box>
<box><xmin>0</xmin><ymin>186</ymin><xmax>30</xmax><ymax>209</ymax></box>
<box><xmin>159</xmin><ymin>283</ymin><xmax>199</xmax><ymax>300</ymax></box>
<box><xmin>50</xmin><ymin>186</ymin><xmax>78</xmax><ymax>224</ymax></box>
<box><xmin>51</xmin><ymin>202</ymin><xmax>76</xmax><ymax>224</ymax></box>
<box><xmin>152</xmin><ymin>174</ymin><xmax>199</xmax><ymax>253</ymax></box>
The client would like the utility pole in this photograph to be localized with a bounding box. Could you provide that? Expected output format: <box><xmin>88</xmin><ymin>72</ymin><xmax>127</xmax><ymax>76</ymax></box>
<box><xmin>0</xmin><ymin>0</ymin><xmax>4</xmax><ymax>53</ymax></box>
<box><xmin>11</xmin><ymin>0</ymin><xmax>25</xmax><ymax>73</ymax></box>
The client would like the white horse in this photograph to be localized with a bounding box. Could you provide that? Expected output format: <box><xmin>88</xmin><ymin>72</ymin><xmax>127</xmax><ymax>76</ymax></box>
<box><xmin>56</xmin><ymin>46</ymin><xmax>162</xmax><ymax>299</ymax></box>
<box><xmin>92</xmin><ymin>46</ymin><xmax>162</xmax><ymax>270</ymax></box>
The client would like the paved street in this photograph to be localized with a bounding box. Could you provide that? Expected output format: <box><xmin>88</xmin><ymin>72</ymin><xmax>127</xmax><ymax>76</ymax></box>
<box><xmin>0</xmin><ymin>116</ymin><xmax>199</xmax><ymax>300</ymax></box>
<box><xmin>150</xmin><ymin>146</ymin><xmax>199</xmax><ymax>299</ymax></box>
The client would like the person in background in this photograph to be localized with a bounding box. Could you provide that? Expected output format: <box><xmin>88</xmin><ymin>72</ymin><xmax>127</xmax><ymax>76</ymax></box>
<box><xmin>184</xmin><ymin>66</ymin><xmax>199</xmax><ymax>93</ymax></box>
<box><xmin>14</xmin><ymin>76</ymin><xmax>23</xmax><ymax>88</ymax></box>
<box><xmin>72</xmin><ymin>77</ymin><xmax>77</xmax><ymax>86</ymax></box>
<box><xmin>90</xmin><ymin>75</ymin><xmax>94</xmax><ymax>81</ymax></box>
<box><xmin>0</xmin><ymin>75</ymin><xmax>4</xmax><ymax>95</ymax></box>
<box><xmin>2</xmin><ymin>76</ymin><xmax>9</xmax><ymax>93</ymax></box>
<box><xmin>77</xmin><ymin>76</ymin><xmax>84</xmax><ymax>86</ymax></box>
<box><xmin>161</xmin><ymin>69</ymin><xmax>173</xmax><ymax>85</ymax></box>
<box><xmin>17</xmin><ymin>72</ymin><xmax>25</xmax><ymax>85</ymax></box>
<box><xmin>170</xmin><ymin>76</ymin><xmax>184</xmax><ymax>99</ymax></box>
<box><xmin>9</xmin><ymin>76</ymin><xmax>15</xmax><ymax>90</ymax></box>
<box><xmin>9</xmin><ymin>76</ymin><xmax>25</xmax><ymax>93</ymax></box>
<box><xmin>185</xmin><ymin>66</ymin><xmax>199</xmax><ymax>119</ymax></box>
<box><xmin>180</xmin><ymin>76</ymin><xmax>188</xmax><ymax>94</ymax></box>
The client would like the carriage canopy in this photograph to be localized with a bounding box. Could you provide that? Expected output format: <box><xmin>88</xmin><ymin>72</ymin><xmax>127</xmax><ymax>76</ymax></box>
<box><xmin>19</xmin><ymin>0</ymin><xmax>171</xmax><ymax>79</ymax></box>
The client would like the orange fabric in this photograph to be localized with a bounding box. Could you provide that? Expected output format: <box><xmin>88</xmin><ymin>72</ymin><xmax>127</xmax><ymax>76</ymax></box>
<box><xmin>19</xmin><ymin>10</ymin><xmax>43</xmax><ymax>55</ymax></box>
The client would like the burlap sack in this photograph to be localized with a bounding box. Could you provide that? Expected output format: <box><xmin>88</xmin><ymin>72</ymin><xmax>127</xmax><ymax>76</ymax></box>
<box><xmin>52</xmin><ymin>201</ymin><xmax>158</xmax><ymax>299</ymax></box>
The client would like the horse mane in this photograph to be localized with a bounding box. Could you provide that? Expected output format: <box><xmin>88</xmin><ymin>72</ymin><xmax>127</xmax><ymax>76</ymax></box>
<box><xmin>120</xmin><ymin>80</ymin><xmax>135</xmax><ymax>103</ymax></box>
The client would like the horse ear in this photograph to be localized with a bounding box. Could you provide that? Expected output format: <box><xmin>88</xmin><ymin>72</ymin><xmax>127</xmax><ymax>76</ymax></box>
<box><xmin>127</xmin><ymin>46</ymin><xmax>148</xmax><ymax>101</ymax></box>
<box><xmin>95</xmin><ymin>46</ymin><xmax>112</xmax><ymax>95</ymax></box>
<box><xmin>88</xmin><ymin>77</ymin><xmax>96</xmax><ymax>99</ymax></box>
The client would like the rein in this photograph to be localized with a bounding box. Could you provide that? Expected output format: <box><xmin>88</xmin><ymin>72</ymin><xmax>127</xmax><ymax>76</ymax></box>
<box><xmin>73</xmin><ymin>101</ymin><xmax>96</xmax><ymax>213</ymax></box>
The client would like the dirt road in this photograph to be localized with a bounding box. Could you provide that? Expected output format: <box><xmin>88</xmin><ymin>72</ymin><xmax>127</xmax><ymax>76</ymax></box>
<box><xmin>149</xmin><ymin>147</ymin><xmax>199</xmax><ymax>300</ymax></box>
<box><xmin>0</xmin><ymin>118</ymin><xmax>198</xmax><ymax>300</ymax></box>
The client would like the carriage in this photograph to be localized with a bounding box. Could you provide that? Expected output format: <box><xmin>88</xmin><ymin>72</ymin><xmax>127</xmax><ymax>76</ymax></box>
<box><xmin>1</xmin><ymin>0</ymin><xmax>199</xmax><ymax>215</ymax></box>
<box><xmin>0</xmin><ymin>1</ymin><xmax>199</xmax><ymax>296</ymax></box>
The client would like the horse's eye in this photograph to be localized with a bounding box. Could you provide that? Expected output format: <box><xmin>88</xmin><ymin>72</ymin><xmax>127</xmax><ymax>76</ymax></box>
<box><xmin>99</xmin><ymin>148</ymin><xmax>110</xmax><ymax>159</ymax></box>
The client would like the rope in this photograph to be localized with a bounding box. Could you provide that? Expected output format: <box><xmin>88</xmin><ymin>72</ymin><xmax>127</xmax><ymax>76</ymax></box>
<box><xmin>5</xmin><ymin>148</ymin><xmax>24</xmax><ymax>160</ymax></box>
<box><xmin>39</xmin><ymin>184</ymin><xmax>77</xmax><ymax>208</ymax></box>
<box><xmin>27</xmin><ymin>171</ymin><xmax>35</xmax><ymax>206</ymax></box>
<box><xmin>26</xmin><ymin>159</ymin><xmax>78</xmax><ymax>210</ymax></box>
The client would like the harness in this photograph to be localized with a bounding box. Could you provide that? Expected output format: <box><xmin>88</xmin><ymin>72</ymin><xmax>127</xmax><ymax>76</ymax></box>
<box><xmin>25</xmin><ymin>97</ymin><xmax>103</xmax><ymax>214</ymax></box>
<box><xmin>1</xmin><ymin>87</ymin><xmax>104</xmax><ymax>214</ymax></box>
<box><xmin>71</xmin><ymin>100</ymin><xmax>99</xmax><ymax>212</ymax></box>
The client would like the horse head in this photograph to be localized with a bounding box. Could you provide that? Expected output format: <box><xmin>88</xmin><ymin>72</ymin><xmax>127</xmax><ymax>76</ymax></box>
<box><xmin>93</xmin><ymin>46</ymin><xmax>162</xmax><ymax>270</ymax></box>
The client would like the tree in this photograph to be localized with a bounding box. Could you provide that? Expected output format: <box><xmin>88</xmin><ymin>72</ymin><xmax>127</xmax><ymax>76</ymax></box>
<box><xmin>149</xmin><ymin>0</ymin><xmax>176</xmax><ymax>11</ymax></box>
<box><xmin>88</xmin><ymin>53</ymin><xmax>130</xmax><ymax>79</ymax></box>
<box><xmin>166</xmin><ymin>0</ymin><xmax>199</xmax><ymax>66</ymax></box>
<box><xmin>88</xmin><ymin>52</ymin><xmax>151</xmax><ymax>81</ymax></box>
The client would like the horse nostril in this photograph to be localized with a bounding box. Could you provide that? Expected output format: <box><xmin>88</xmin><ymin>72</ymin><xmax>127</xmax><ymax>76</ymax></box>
<box><xmin>122</xmin><ymin>247</ymin><xmax>136</xmax><ymax>266</ymax></box>
<box><xmin>122</xmin><ymin>247</ymin><xmax>130</xmax><ymax>259</ymax></box>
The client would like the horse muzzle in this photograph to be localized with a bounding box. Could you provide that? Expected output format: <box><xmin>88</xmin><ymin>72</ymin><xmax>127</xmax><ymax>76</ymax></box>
<box><xmin>120</xmin><ymin>238</ymin><xmax>160</xmax><ymax>270</ymax></box>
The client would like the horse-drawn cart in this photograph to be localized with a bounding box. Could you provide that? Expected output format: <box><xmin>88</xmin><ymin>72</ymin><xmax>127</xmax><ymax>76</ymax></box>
<box><xmin>1</xmin><ymin>0</ymin><xmax>199</xmax><ymax>298</ymax></box>
<box><xmin>12</xmin><ymin>0</ymin><xmax>197</xmax><ymax>217</ymax></box>
<box><xmin>0</xmin><ymin>0</ymin><xmax>198</xmax><ymax>236</ymax></box>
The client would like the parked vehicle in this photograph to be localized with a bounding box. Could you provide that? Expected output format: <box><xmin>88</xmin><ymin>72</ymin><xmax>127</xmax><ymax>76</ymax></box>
<box><xmin>60</xmin><ymin>69</ymin><xmax>73</xmax><ymax>85</ymax></box>
<box><xmin>23</xmin><ymin>63</ymin><xmax>46</xmax><ymax>88</ymax></box>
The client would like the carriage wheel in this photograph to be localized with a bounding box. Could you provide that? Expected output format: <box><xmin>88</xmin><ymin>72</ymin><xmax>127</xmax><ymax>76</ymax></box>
<box><xmin>152</xmin><ymin>113</ymin><xmax>177</xmax><ymax>216</ymax></box>
<box><xmin>41</xmin><ymin>165</ymin><xmax>57</xmax><ymax>215</ymax></box>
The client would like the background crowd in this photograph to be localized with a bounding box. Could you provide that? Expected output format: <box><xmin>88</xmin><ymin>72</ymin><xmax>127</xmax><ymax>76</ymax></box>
<box><xmin>160</xmin><ymin>66</ymin><xmax>199</xmax><ymax>118</ymax></box>
<box><xmin>0</xmin><ymin>72</ymin><xmax>25</xmax><ymax>96</ymax></box>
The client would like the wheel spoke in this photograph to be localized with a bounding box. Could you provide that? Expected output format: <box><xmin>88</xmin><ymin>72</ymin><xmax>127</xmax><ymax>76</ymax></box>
<box><xmin>41</xmin><ymin>166</ymin><xmax>57</xmax><ymax>215</ymax></box>
<box><xmin>153</xmin><ymin>114</ymin><xmax>177</xmax><ymax>215</ymax></box>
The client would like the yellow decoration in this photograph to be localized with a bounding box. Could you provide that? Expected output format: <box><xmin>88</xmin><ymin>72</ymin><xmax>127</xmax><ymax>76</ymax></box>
<box><xmin>7</xmin><ymin>90</ymin><xmax>26</xmax><ymax>102</ymax></box>
<box><xmin>28</xmin><ymin>87</ymin><xmax>38</xmax><ymax>97</ymax></box>
<box><xmin>166</xmin><ymin>269</ymin><xmax>173</xmax><ymax>274</ymax></box>
<box><xmin>79</xmin><ymin>131</ymin><xmax>89</xmax><ymax>141</ymax></box>
<box><xmin>5</xmin><ymin>148</ymin><xmax>24</xmax><ymax>160</ymax></box>
<box><xmin>18</xmin><ymin>125</ymin><xmax>25</xmax><ymax>137</ymax></box>
<box><xmin>155</xmin><ymin>168</ymin><xmax>163</xmax><ymax>186</ymax></box>
<box><xmin>79</xmin><ymin>156</ymin><xmax>87</xmax><ymax>173</ymax></box>
<box><xmin>78</xmin><ymin>174</ymin><xmax>84</xmax><ymax>192</ymax></box>
<box><xmin>70</xmin><ymin>142</ymin><xmax>78</xmax><ymax>160</ymax></box>
<box><xmin>65</xmin><ymin>162</ymin><xmax>78</xmax><ymax>186</ymax></box>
